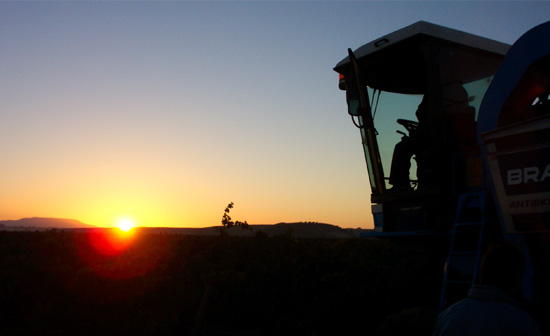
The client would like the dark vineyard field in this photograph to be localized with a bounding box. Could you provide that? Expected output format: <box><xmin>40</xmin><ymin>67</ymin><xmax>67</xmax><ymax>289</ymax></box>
<box><xmin>0</xmin><ymin>230</ymin><xmax>447</xmax><ymax>335</ymax></box>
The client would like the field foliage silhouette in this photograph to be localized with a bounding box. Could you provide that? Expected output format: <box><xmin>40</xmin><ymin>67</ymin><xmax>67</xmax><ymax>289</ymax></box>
<box><xmin>0</xmin><ymin>230</ymin><xmax>443</xmax><ymax>335</ymax></box>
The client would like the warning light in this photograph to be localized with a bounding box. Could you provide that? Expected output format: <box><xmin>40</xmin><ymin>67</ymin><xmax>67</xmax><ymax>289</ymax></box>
<box><xmin>339</xmin><ymin>73</ymin><xmax>346</xmax><ymax>90</ymax></box>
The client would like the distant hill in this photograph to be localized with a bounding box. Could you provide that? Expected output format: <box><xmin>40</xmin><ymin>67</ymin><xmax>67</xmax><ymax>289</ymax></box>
<box><xmin>0</xmin><ymin>217</ymin><xmax>94</xmax><ymax>229</ymax></box>
<box><xmin>142</xmin><ymin>222</ymin><xmax>369</xmax><ymax>238</ymax></box>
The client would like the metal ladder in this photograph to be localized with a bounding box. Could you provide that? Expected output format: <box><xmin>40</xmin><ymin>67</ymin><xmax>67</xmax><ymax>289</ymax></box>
<box><xmin>439</xmin><ymin>191</ymin><xmax>486</xmax><ymax>312</ymax></box>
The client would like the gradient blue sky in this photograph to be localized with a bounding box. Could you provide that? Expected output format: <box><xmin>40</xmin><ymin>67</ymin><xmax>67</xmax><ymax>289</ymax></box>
<box><xmin>2</xmin><ymin>1</ymin><xmax>549</xmax><ymax>229</ymax></box>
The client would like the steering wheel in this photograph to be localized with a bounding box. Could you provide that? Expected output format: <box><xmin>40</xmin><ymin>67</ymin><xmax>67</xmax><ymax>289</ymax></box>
<box><xmin>396</xmin><ymin>119</ymin><xmax>419</xmax><ymax>136</ymax></box>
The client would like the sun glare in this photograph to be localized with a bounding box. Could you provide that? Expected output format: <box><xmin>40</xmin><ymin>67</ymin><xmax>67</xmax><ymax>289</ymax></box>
<box><xmin>118</xmin><ymin>218</ymin><xmax>135</xmax><ymax>232</ymax></box>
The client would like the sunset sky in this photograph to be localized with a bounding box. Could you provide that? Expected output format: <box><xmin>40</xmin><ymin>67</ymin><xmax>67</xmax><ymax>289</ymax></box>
<box><xmin>2</xmin><ymin>1</ymin><xmax>549</xmax><ymax>229</ymax></box>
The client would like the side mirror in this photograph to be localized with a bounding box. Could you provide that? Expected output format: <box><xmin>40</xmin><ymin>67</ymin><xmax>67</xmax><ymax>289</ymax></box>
<box><xmin>345</xmin><ymin>77</ymin><xmax>362</xmax><ymax>117</ymax></box>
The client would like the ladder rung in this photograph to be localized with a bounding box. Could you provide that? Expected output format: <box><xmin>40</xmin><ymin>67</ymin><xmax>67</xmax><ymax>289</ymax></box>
<box><xmin>463</xmin><ymin>199</ymin><xmax>481</xmax><ymax>208</ymax></box>
<box><xmin>451</xmin><ymin>251</ymin><xmax>477</xmax><ymax>256</ymax></box>
<box><xmin>446</xmin><ymin>280</ymin><xmax>472</xmax><ymax>285</ymax></box>
<box><xmin>455</xmin><ymin>222</ymin><xmax>482</xmax><ymax>226</ymax></box>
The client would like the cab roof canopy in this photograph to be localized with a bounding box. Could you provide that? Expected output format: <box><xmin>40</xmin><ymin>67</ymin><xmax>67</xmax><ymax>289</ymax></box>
<box><xmin>334</xmin><ymin>21</ymin><xmax>511</xmax><ymax>94</ymax></box>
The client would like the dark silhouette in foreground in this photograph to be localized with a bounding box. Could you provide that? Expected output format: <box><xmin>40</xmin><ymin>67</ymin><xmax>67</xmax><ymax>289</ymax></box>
<box><xmin>434</xmin><ymin>244</ymin><xmax>543</xmax><ymax>336</ymax></box>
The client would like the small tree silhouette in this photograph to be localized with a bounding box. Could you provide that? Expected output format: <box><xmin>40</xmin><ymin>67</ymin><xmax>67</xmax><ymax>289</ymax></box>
<box><xmin>221</xmin><ymin>202</ymin><xmax>249</xmax><ymax>230</ymax></box>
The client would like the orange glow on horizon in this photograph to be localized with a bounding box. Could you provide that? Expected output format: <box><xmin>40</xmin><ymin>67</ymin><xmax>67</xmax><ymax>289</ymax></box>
<box><xmin>87</xmin><ymin>228</ymin><xmax>136</xmax><ymax>257</ymax></box>
<box><xmin>74</xmin><ymin>228</ymin><xmax>158</xmax><ymax>280</ymax></box>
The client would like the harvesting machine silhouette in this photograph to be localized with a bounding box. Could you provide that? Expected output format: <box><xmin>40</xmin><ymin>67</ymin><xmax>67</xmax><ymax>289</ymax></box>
<box><xmin>334</xmin><ymin>20</ymin><xmax>550</xmax><ymax>320</ymax></box>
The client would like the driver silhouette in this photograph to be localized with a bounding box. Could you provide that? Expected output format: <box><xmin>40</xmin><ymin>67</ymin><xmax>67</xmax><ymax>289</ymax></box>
<box><xmin>388</xmin><ymin>96</ymin><xmax>428</xmax><ymax>191</ymax></box>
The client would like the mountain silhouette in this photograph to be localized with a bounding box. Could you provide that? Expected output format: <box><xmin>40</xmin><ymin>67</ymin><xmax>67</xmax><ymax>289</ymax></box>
<box><xmin>143</xmin><ymin>222</ymin><xmax>367</xmax><ymax>238</ymax></box>
<box><xmin>0</xmin><ymin>217</ymin><xmax>93</xmax><ymax>229</ymax></box>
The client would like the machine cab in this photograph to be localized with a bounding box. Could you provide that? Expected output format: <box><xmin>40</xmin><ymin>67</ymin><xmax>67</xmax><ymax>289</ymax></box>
<box><xmin>334</xmin><ymin>22</ymin><xmax>510</xmax><ymax>232</ymax></box>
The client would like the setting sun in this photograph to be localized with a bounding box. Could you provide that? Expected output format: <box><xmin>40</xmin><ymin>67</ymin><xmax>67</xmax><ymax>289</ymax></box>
<box><xmin>117</xmin><ymin>218</ymin><xmax>135</xmax><ymax>232</ymax></box>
